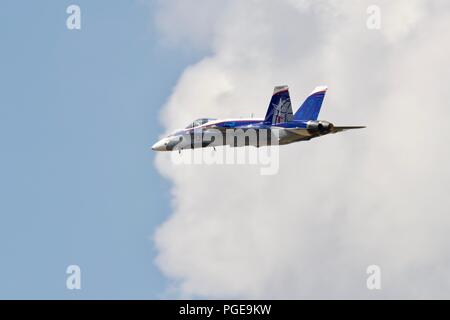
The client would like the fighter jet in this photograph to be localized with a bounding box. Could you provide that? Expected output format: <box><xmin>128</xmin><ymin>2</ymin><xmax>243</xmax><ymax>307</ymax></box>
<box><xmin>151</xmin><ymin>86</ymin><xmax>365</xmax><ymax>151</ymax></box>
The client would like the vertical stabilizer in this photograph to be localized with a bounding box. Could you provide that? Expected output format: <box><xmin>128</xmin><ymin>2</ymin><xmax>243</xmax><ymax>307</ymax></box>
<box><xmin>294</xmin><ymin>86</ymin><xmax>328</xmax><ymax>121</ymax></box>
<box><xmin>264</xmin><ymin>86</ymin><xmax>293</xmax><ymax>124</ymax></box>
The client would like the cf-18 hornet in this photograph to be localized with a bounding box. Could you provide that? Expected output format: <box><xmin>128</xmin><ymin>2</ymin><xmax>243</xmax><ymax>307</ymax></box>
<box><xmin>152</xmin><ymin>86</ymin><xmax>365</xmax><ymax>151</ymax></box>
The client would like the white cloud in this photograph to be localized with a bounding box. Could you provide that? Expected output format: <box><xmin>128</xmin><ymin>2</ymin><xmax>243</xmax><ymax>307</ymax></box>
<box><xmin>152</xmin><ymin>0</ymin><xmax>450</xmax><ymax>298</ymax></box>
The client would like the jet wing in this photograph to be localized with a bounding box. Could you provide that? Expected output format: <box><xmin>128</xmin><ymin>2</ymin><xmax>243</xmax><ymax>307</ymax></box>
<box><xmin>205</xmin><ymin>122</ymin><xmax>261</xmax><ymax>132</ymax></box>
<box><xmin>284</xmin><ymin>128</ymin><xmax>310</xmax><ymax>136</ymax></box>
<box><xmin>204</xmin><ymin>124</ymin><xmax>229</xmax><ymax>133</ymax></box>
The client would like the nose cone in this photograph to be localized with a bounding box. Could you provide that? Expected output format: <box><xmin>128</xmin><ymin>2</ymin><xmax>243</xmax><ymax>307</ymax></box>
<box><xmin>151</xmin><ymin>139</ymin><xmax>167</xmax><ymax>151</ymax></box>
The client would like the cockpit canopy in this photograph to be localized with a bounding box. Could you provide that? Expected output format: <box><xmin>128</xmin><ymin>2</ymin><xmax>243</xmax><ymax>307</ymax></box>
<box><xmin>185</xmin><ymin>118</ymin><xmax>216</xmax><ymax>129</ymax></box>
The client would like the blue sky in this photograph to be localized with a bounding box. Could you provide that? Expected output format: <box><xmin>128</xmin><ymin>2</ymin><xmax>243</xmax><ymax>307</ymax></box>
<box><xmin>0</xmin><ymin>0</ymin><xmax>197</xmax><ymax>299</ymax></box>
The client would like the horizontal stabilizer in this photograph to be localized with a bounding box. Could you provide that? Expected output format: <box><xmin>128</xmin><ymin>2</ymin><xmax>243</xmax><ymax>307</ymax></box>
<box><xmin>331</xmin><ymin>126</ymin><xmax>366</xmax><ymax>133</ymax></box>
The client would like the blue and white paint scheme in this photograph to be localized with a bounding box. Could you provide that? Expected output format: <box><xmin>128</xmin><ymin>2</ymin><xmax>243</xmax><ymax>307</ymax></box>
<box><xmin>152</xmin><ymin>86</ymin><xmax>365</xmax><ymax>151</ymax></box>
